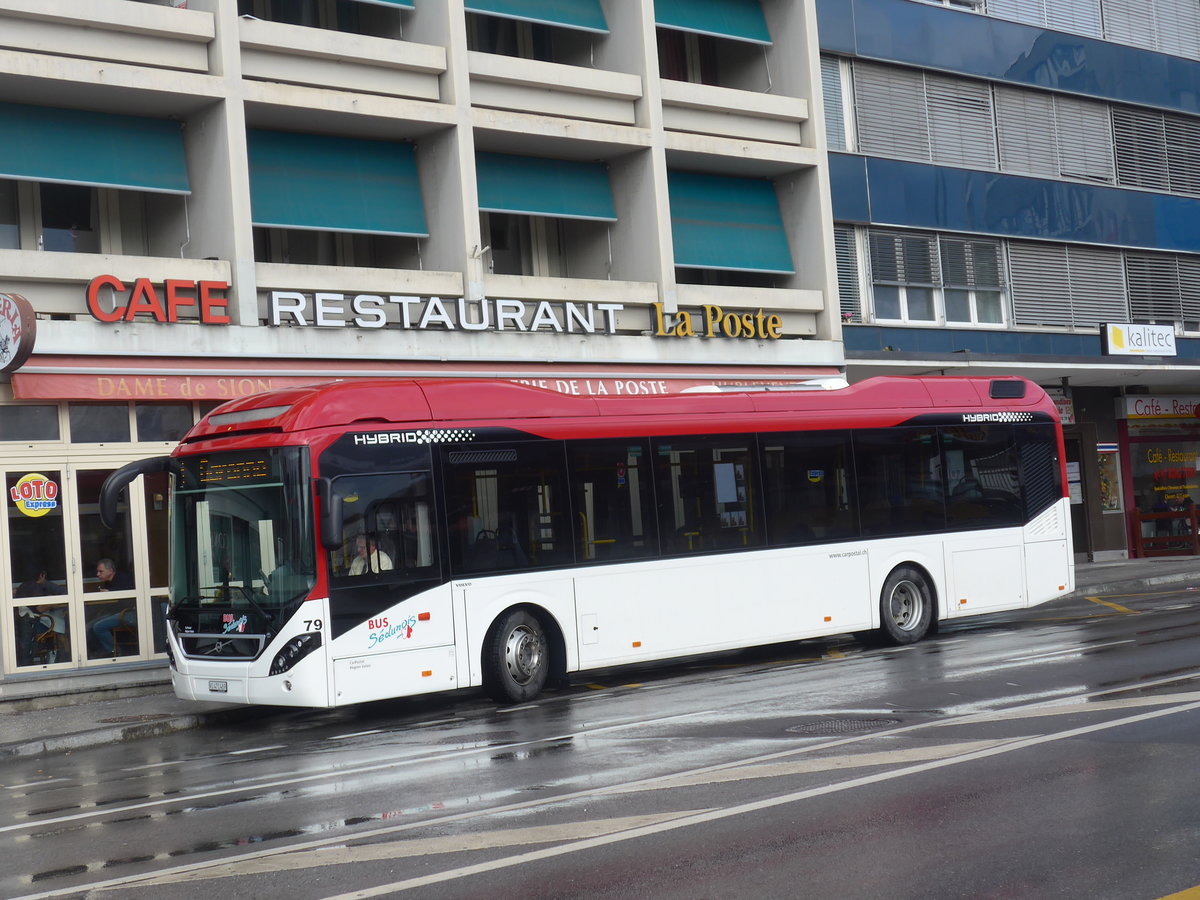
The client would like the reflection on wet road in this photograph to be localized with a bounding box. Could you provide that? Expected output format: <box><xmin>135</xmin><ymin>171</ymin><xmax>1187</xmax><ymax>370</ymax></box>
<box><xmin>4</xmin><ymin>586</ymin><xmax>1200</xmax><ymax>900</ymax></box>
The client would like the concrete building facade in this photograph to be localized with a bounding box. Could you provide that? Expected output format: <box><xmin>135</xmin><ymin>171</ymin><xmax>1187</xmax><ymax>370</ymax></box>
<box><xmin>0</xmin><ymin>0</ymin><xmax>839</xmax><ymax>679</ymax></box>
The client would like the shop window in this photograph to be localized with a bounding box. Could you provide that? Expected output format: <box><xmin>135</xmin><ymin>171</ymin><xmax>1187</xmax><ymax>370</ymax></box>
<box><xmin>761</xmin><ymin>430</ymin><xmax>857</xmax><ymax>544</ymax></box>
<box><xmin>85</xmin><ymin>597</ymin><xmax>140</xmax><ymax>660</ymax></box>
<box><xmin>13</xmin><ymin>603</ymin><xmax>71</xmax><ymax>666</ymax></box>
<box><xmin>566</xmin><ymin>439</ymin><xmax>657</xmax><ymax>563</ymax></box>
<box><xmin>0</xmin><ymin>405</ymin><xmax>60</xmax><ymax>441</ymax></box>
<box><xmin>69</xmin><ymin>403</ymin><xmax>131</xmax><ymax>443</ymax></box>
<box><xmin>652</xmin><ymin>434</ymin><xmax>762</xmax><ymax>555</ymax></box>
<box><xmin>0</xmin><ymin>179</ymin><xmax>17</xmax><ymax>249</ymax></box>
<box><xmin>76</xmin><ymin>468</ymin><xmax>136</xmax><ymax>594</ymax></box>
<box><xmin>136</xmin><ymin>404</ymin><xmax>194</xmax><ymax>442</ymax></box>
<box><xmin>39</xmin><ymin>183</ymin><xmax>100</xmax><ymax>254</ymax></box>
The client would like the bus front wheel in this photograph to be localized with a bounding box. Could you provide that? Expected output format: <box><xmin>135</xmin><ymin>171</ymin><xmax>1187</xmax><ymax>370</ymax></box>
<box><xmin>483</xmin><ymin>609</ymin><xmax>549</xmax><ymax>704</ymax></box>
<box><xmin>878</xmin><ymin>566</ymin><xmax>933</xmax><ymax>645</ymax></box>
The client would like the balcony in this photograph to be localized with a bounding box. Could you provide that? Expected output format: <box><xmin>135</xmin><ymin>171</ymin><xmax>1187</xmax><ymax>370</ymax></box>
<box><xmin>659</xmin><ymin>80</ymin><xmax>808</xmax><ymax>147</ymax></box>
<box><xmin>468</xmin><ymin>52</ymin><xmax>641</xmax><ymax>126</ymax></box>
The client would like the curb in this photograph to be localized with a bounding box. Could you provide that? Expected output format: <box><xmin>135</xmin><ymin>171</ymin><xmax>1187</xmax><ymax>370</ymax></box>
<box><xmin>0</xmin><ymin>706</ymin><xmax>256</xmax><ymax>760</ymax></box>
<box><xmin>1066</xmin><ymin>569</ymin><xmax>1198</xmax><ymax>600</ymax></box>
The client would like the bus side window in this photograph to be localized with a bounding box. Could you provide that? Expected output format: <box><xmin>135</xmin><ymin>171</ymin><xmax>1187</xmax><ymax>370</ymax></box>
<box><xmin>651</xmin><ymin>434</ymin><xmax>762</xmax><ymax>555</ymax></box>
<box><xmin>442</xmin><ymin>440</ymin><xmax>569</xmax><ymax>574</ymax></box>
<box><xmin>854</xmin><ymin>427</ymin><xmax>945</xmax><ymax>537</ymax></box>
<box><xmin>761</xmin><ymin>430</ymin><xmax>857</xmax><ymax>545</ymax></box>
<box><xmin>566</xmin><ymin>439</ymin><xmax>656</xmax><ymax>563</ymax></box>
<box><xmin>942</xmin><ymin>424</ymin><xmax>1023</xmax><ymax>529</ymax></box>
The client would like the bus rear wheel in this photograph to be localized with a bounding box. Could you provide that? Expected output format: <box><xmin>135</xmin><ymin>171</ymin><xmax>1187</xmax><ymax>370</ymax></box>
<box><xmin>878</xmin><ymin>565</ymin><xmax>933</xmax><ymax>645</ymax></box>
<box><xmin>483</xmin><ymin>609</ymin><xmax>549</xmax><ymax>704</ymax></box>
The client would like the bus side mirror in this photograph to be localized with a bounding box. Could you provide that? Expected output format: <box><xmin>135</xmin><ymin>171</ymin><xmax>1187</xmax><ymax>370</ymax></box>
<box><xmin>100</xmin><ymin>457</ymin><xmax>173</xmax><ymax>529</ymax></box>
<box><xmin>315</xmin><ymin>477</ymin><xmax>343</xmax><ymax>551</ymax></box>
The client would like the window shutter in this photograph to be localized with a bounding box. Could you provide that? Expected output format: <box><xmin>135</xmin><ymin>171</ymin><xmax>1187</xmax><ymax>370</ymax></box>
<box><xmin>869</xmin><ymin>231</ymin><xmax>939</xmax><ymax>286</ymax></box>
<box><xmin>1009</xmin><ymin>241</ymin><xmax>1073</xmax><ymax>326</ymax></box>
<box><xmin>995</xmin><ymin>88</ymin><xmax>1058</xmax><ymax>177</ymax></box>
<box><xmin>1179</xmin><ymin>256</ymin><xmax>1200</xmax><ymax>321</ymax></box>
<box><xmin>1045</xmin><ymin>0</ymin><xmax>1102</xmax><ymax>38</ymax></box>
<box><xmin>1112</xmin><ymin>106</ymin><xmax>1169</xmax><ymax>191</ymax></box>
<box><xmin>1101</xmin><ymin>0</ymin><xmax>1156</xmax><ymax>50</ymax></box>
<box><xmin>1066</xmin><ymin>246</ymin><xmax>1127</xmax><ymax>327</ymax></box>
<box><xmin>834</xmin><ymin>226</ymin><xmax>861</xmax><ymax>320</ymax></box>
<box><xmin>853</xmin><ymin>63</ymin><xmax>930</xmax><ymax>162</ymax></box>
<box><xmin>926</xmin><ymin>74</ymin><xmax>997</xmax><ymax>170</ymax></box>
<box><xmin>1154</xmin><ymin>0</ymin><xmax>1200</xmax><ymax>60</ymax></box>
<box><xmin>1165</xmin><ymin>115</ymin><xmax>1200</xmax><ymax>196</ymax></box>
<box><xmin>1125</xmin><ymin>253</ymin><xmax>1182</xmax><ymax>321</ymax></box>
<box><xmin>821</xmin><ymin>57</ymin><xmax>847</xmax><ymax>151</ymax></box>
<box><xmin>940</xmin><ymin>237</ymin><xmax>1002</xmax><ymax>288</ymax></box>
<box><xmin>1055</xmin><ymin>96</ymin><xmax>1115</xmax><ymax>183</ymax></box>
<box><xmin>987</xmin><ymin>0</ymin><xmax>1047</xmax><ymax>28</ymax></box>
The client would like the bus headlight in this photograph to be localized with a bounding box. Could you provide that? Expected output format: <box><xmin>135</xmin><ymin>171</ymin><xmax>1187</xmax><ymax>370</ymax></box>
<box><xmin>269</xmin><ymin>632</ymin><xmax>322</xmax><ymax>676</ymax></box>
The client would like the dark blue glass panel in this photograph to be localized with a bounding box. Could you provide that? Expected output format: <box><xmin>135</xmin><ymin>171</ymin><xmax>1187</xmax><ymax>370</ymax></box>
<box><xmin>838</xmin><ymin>155</ymin><xmax>1200</xmax><ymax>254</ymax></box>
<box><xmin>828</xmin><ymin>153</ymin><xmax>870</xmax><ymax>224</ymax></box>
<box><xmin>817</xmin><ymin>0</ymin><xmax>1200</xmax><ymax>117</ymax></box>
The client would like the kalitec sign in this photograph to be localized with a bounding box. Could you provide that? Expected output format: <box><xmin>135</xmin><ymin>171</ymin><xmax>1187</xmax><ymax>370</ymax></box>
<box><xmin>1101</xmin><ymin>322</ymin><xmax>1177</xmax><ymax>357</ymax></box>
<box><xmin>87</xmin><ymin>275</ymin><xmax>231</xmax><ymax>324</ymax></box>
<box><xmin>267</xmin><ymin>292</ymin><xmax>783</xmax><ymax>341</ymax></box>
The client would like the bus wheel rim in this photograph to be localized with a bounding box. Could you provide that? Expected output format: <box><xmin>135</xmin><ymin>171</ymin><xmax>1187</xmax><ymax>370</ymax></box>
<box><xmin>889</xmin><ymin>579</ymin><xmax>923</xmax><ymax>631</ymax></box>
<box><xmin>505</xmin><ymin>624</ymin><xmax>543</xmax><ymax>685</ymax></box>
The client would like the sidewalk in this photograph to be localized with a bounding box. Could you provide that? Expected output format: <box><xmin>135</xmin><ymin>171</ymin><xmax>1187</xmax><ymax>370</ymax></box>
<box><xmin>0</xmin><ymin>556</ymin><xmax>1196</xmax><ymax>760</ymax></box>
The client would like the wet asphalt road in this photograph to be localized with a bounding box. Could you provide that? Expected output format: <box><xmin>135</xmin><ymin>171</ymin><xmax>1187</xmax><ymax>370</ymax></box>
<box><xmin>3</xmin><ymin>584</ymin><xmax>1200</xmax><ymax>900</ymax></box>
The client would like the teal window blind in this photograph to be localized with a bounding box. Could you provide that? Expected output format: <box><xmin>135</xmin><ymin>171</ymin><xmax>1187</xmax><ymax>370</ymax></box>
<box><xmin>654</xmin><ymin>0</ymin><xmax>771</xmax><ymax>44</ymax></box>
<box><xmin>247</xmin><ymin>130</ymin><xmax>428</xmax><ymax>236</ymax></box>
<box><xmin>477</xmin><ymin>153</ymin><xmax>617</xmax><ymax>221</ymax></box>
<box><xmin>669</xmin><ymin>171</ymin><xmax>793</xmax><ymax>273</ymax></box>
<box><xmin>0</xmin><ymin>102</ymin><xmax>189</xmax><ymax>194</ymax></box>
<box><xmin>465</xmin><ymin>0</ymin><xmax>608</xmax><ymax>33</ymax></box>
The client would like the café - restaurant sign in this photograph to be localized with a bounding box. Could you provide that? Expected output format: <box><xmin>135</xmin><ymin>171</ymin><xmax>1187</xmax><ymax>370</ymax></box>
<box><xmin>0</xmin><ymin>292</ymin><xmax>36</xmax><ymax>373</ymax></box>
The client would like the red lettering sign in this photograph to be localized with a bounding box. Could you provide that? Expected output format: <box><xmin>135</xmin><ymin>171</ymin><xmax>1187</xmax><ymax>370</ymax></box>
<box><xmin>87</xmin><ymin>275</ymin><xmax>231</xmax><ymax>325</ymax></box>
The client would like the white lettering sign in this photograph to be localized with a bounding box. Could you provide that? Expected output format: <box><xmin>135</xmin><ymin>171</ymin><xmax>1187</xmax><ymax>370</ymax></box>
<box><xmin>268</xmin><ymin>292</ymin><xmax>622</xmax><ymax>335</ymax></box>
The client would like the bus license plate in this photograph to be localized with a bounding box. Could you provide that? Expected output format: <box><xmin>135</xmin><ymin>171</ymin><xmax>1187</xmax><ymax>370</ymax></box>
<box><xmin>208</xmin><ymin>680</ymin><xmax>228</xmax><ymax>693</ymax></box>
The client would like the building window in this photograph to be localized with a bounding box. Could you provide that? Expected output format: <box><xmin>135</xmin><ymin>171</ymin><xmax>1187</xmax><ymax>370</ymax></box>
<box><xmin>236</xmin><ymin>0</ymin><xmax>403</xmax><ymax>38</ymax></box>
<box><xmin>656</xmin><ymin>29</ymin><xmax>766</xmax><ymax>90</ymax></box>
<box><xmin>480</xmin><ymin>212</ymin><xmax>607</xmax><ymax>279</ymax></box>
<box><xmin>252</xmin><ymin>228</ymin><xmax>421</xmax><ymax>269</ymax></box>
<box><xmin>868</xmin><ymin>230</ymin><xmax>1005</xmax><ymax>326</ymax></box>
<box><xmin>39</xmin><ymin>184</ymin><xmax>99</xmax><ymax>254</ymax></box>
<box><xmin>0</xmin><ymin>405</ymin><xmax>60</xmax><ymax>441</ymax></box>
<box><xmin>68</xmin><ymin>404</ymin><xmax>131</xmax><ymax>444</ymax></box>
<box><xmin>0</xmin><ymin>180</ymin><xmax>17</xmax><ymax>249</ymax></box>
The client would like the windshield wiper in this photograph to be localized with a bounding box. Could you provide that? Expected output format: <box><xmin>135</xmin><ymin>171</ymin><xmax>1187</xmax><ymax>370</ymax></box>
<box><xmin>222</xmin><ymin>583</ymin><xmax>277</xmax><ymax>628</ymax></box>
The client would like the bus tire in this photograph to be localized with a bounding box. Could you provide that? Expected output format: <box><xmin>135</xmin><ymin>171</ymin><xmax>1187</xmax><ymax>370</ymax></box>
<box><xmin>878</xmin><ymin>565</ymin><xmax>933</xmax><ymax>645</ymax></box>
<box><xmin>483</xmin><ymin>609</ymin><xmax>549</xmax><ymax>704</ymax></box>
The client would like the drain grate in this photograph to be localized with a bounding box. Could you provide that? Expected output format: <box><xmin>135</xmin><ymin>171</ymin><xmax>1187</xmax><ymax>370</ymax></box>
<box><xmin>786</xmin><ymin>717</ymin><xmax>901</xmax><ymax>735</ymax></box>
<box><xmin>98</xmin><ymin>714</ymin><xmax>175</xmax><ymax>724</ymax></box>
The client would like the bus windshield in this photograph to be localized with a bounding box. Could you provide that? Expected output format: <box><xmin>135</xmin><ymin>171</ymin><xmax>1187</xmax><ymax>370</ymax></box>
<box><xmin>171</xmin><ymin>447</ymin><xmax>315</xmax><ymax>630</ymax></box>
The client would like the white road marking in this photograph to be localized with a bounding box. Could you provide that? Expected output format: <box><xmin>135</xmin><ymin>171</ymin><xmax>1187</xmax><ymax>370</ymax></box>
<box><xmin>130</xmin><ymin>811</ymin><xmax>709</xmax><ymax>885</ymax></box>
<box><xmin>317</xmin><ymin>698</ymin><xmax>1200</xmax><ymax>899</ymax></box>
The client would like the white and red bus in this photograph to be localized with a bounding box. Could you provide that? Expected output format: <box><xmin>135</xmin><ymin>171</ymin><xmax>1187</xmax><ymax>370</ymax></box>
<box><xmin>101</xmin><ymin>375</ymin><xmax>1073</xmax><ymax>708</ymax></box>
